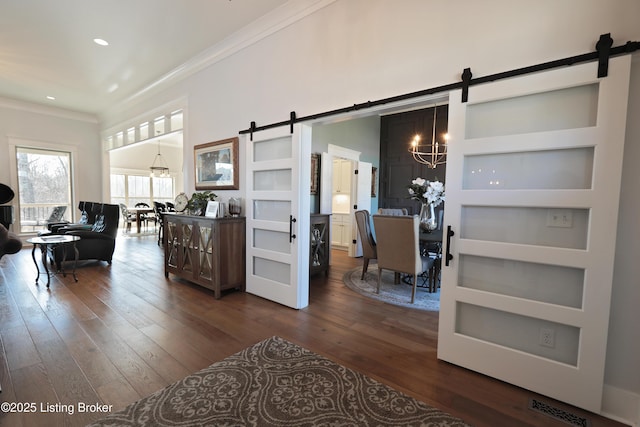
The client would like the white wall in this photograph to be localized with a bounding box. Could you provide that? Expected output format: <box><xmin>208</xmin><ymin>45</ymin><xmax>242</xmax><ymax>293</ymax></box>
<box><xmin>96</xmin><ymin>0</ymin><xmax>640</xmax><ymax>421</ymax></box>
<box><xmin>0</xmin><ymin>99</ymin><xmax>101</xmax><ymax>220</ymax></box>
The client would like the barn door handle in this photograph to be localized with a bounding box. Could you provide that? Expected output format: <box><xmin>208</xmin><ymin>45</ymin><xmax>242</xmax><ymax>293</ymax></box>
<box><xmin>445</xmin><ymin>225</ymin><xmax>455</xmax><ymax>266</ymax></box>
<box><xmin>289</xmin><ymin>215</ymin><xmax>297</xmax><ymax>242</ymax></box>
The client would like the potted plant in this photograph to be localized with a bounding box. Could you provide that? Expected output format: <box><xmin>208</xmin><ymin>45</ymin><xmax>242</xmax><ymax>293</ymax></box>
<box><xmin>187</xmin><ymin>191</ymin><xmax>217</xmax><ymax>216</ymax></box>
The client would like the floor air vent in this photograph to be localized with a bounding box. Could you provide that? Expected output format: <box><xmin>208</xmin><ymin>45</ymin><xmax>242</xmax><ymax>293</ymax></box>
<box><xmin>528</xmin><ymin>398</ymin><xmax>591</xmax><ymax>427</ymax></box>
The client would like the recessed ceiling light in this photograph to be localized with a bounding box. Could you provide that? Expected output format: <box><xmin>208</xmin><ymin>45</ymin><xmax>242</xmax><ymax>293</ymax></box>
<box><xmin>93</xmin><ymin>38</ymin><xmax>109</xmax><ymax>46</ymax></box>
<box><xmin>46</xmin><ymin>95</ymin><xmax>56</xmax><ymax>100</ymax></box>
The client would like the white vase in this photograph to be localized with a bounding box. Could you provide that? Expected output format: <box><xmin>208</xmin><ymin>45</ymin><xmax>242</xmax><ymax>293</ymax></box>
<box><xmin>419</xmin><ymin>203</ymin><xmax>437</xmax><ymax>232</ymax></box>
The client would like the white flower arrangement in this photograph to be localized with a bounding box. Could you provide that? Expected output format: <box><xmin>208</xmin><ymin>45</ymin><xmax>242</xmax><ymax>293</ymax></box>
<box><xmin>408</xmin><ymin>177</ymin><xmax>445</xmax><ymax>207</ymax></box>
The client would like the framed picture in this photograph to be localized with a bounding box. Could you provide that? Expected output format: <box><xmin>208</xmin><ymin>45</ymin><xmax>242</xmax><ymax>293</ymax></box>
<box><xmin>204</xmin><ymin>201</ymin><xmax>220</xmax><ymax>218</ymax></box>
<box><xmin>194</xmin><ymin>137</ymin><xmax>239</xmax><ymax>190</ymax></box>
<box><xmin>310</xmin><ymin>153</ymin><xmax>320</xmax><ymax>195</ymax></box>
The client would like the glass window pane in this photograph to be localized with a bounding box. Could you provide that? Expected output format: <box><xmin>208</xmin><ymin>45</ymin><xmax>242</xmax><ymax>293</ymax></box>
<box><xmin>139</xmin><ymin>122</ymin><xmax>149</xmax><ymax>140</ymax></box>
<box><xmin>459</xmin><ymin>255</ymin><xmax>584</xmax><ymax>308</ymax></box>
<box><xmin>127</xmin><ymin>175</ymin><xmax>150</xmax><ymax>205</ymax></box>
<box><xmin>463</xmin><ymin>148</ymin><xmax>594</xmax><ymax>190</ymax></box>
<box><xmin>253</xmin><ymin>200</ymin><xmax>290</xmax><ymax>222</ymax></box>
<box><xmin>254</xmin><ymin>169</ymin><xmax>291</xmax><ymax>191</ymax></box>
<box><xmin>253</xmin><ymin>137</ymin><xmax>291</xmax><ymax>162</ymax></box>
<box><xmin>16</xmin><ymin>147</ymin><xmax>72</xmax><ymax>232</ymax></box>
<box><xmin>170</xmin><ymin>110</ymin><xmax>183</xmax><ymax>131</ymax></box>
<box><xmin>127</xmin><ymin>127</ymin><xmax>136</xmax><ymax>144</ymax></box>
<box><xmin>253</xmin><ymin>229</ymin><xmax>291</xmax><ymax>254</ymax></box>
<box><xmin>465</xmin><ymin>84</ymin><xmax>598</xmax><ymax>139</ymax></box>
<box><xmin>253</xmin><ymin>257</ymin><xmax>290</xmax><ymax>285</ymax></box>
<box><xmin>154</xmin><ymin>116</ymin><xmax>165</xmax><ymax>136</ymax></box>
<box><xmin>152</xmin><ymin>176</ymin><xmax>174</xmax><ymax>203</ymax></box>
<box><xmin>456</xmin><ymin>303</ymin><xmax>580</xmax><ymax>365</ymax></box>
<box><xmin>461</xmin><ymin>206</ymin><xmax>589</xmax><ymax>249</ymax></box>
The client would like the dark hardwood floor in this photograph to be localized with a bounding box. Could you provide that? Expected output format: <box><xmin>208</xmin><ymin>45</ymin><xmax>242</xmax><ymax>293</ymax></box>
<box><xmin>0</xmin><ymin>233</ymin><xmax>629</xmax><ymax>426</ymax></box>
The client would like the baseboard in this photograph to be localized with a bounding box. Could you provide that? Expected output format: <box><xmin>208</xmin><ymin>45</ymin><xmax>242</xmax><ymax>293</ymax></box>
<box><xmin>601</xmin><ymin>384</ymin><xmax>640</xmax><ymax>427</ymax></box>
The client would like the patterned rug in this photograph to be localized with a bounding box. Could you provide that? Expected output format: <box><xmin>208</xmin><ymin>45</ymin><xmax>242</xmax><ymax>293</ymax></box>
<box><xmin>88</xmin><ymin>336</ymin><xmax>469</xmax><ymax>426</ymax></box>
<box><xmin>343</xmin><ymin>264</ymin><xmax>441</xmax><ymax>311</ymax></box>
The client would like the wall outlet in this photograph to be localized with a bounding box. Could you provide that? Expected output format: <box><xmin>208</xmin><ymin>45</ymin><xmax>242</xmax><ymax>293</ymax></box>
<box><xmin>539</xmin><ymin>328</ymin><xmax>555</xmax><ymax>348</ymax></box>
<box><xmin>546</xmin><ymin>209</ymin><xmax>573</xmax><ymax>228</ymax></box>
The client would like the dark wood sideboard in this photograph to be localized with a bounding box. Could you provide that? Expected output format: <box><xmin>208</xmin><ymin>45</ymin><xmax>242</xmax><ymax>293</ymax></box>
<box><xmin>163</xmin><ymin>214</ymin><xmax>245</xmax><ymax>299</ymax></box>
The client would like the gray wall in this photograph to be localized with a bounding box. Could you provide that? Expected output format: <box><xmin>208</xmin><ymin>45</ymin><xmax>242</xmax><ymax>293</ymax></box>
<box><xmin>311</xmin><ymin>115</ymin><xmax>381</xmax><ymax>213</ymax></box>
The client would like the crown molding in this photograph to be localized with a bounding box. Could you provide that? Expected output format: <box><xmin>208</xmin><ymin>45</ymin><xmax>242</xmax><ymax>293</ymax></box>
<box><xmin>110</xmin><ymin>0</ymin><xmax>336</xmax><ymax>115</ymax></box>
<box><xmin>0</xmin><ymin>96</ymin><xmax>98</xmax><ymax>123</ymax></box>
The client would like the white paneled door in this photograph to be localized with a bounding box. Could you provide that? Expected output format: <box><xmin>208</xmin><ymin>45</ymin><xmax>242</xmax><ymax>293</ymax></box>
<box><xmin>438</xmin><ymin>56</ymin><xmax>631</xmax><ymax>412</ymax></box>
<box><xmin>245</xmin><ymin>124</ymin><xmax>311</xmax><ymax>309</ymax></box>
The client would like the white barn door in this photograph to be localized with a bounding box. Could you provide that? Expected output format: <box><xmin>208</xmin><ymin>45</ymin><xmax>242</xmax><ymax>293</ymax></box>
<box><xmin>245</xmin><ymin>124</ymin><xmax>311</xmax><ymax>309</ymax></box>
<box><xmin>438</xmin><ymin>56</ymin><xmax>631</xmax><ymax>412</ymax></box>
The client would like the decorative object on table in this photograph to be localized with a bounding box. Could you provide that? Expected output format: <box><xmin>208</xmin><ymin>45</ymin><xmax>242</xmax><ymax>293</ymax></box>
<box><xmin>174</xmin><ymin>192</ymin><xmax>189</xmax><ymax>213</ymax></box>
<box><xmin>204</xmin><ymin>201</ymin><xmax>220</xmax><ymax>218</ymax></box>
<box><xmin>408</xmin><ymin>177</ymin><xmax>445</xmax><ymax>232</ymax></box>
<box><xmin>408</xmin><ymin>104</ymin><xmax>449</xmax><ymax>169</ymax></box>
<box><xmin>87</xmin><ymin>336</ymin><xmax>469</xmax><ymax>427</ymax></box>
<box><xmin>310</xmin><ymin>153</ymin><xmax>320</xmax><ymax>195</ymax></box>
<box><xmin>194</xmin><ymin>137</ymin><xmax>239</xmax><ymax>190</ymax></box>
<box><xmin>187</xmin><ymin>191</ymin><xmax>217</xmax><ymax>216</ymax></box>
<box><xmin>228</xmin><ymin>197</ymin><xmax>241</xmax><ymax>217</ymax></box>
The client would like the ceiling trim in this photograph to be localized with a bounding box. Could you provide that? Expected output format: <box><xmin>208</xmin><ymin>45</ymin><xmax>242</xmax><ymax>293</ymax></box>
<box><xmin>0</xmin><ymin>96</ymin><xmax>98</xmax><ymax>124</ymax></box>
<box><xmin>111</xmin><ymin>0</ymin><xmax>336</xmax><ymax>116</ymax></box>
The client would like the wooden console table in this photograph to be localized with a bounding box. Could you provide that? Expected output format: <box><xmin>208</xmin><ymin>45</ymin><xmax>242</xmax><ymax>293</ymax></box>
<box><xmin>163</xmin><ymin>214</ymin><xmax>245</xmax><ymax>298</ymax></box>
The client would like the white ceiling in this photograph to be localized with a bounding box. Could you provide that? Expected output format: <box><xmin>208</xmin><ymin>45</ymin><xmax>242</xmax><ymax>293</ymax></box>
<box><xmin>0</xmin><ymin>0</ymin><xmax>288</xmax><ymax>116</ymax></box>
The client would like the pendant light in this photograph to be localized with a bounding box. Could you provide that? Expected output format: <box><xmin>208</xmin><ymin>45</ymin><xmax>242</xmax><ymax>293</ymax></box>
<box><xmin>409</xmin><ymin>106</ymin><xmax>448</xmax><ymax>169</ymax></box>
<box><xmin>150</xmin><ymin>142</ymin><xmax>169</xmax><ymax>177</ymax></box>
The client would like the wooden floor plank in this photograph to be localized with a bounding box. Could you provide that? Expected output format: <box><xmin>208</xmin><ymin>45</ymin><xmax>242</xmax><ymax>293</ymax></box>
<box><xmin>0</xmin><ymin>233</ymin><xmax>629</xmax><ymax>427</ymax></box>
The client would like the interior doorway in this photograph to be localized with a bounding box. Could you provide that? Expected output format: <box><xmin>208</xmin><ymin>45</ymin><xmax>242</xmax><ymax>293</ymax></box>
<box><xmin>319</xmin><ymin>144</ymin><xmax>371</xmax><ymax>258</ymax></box>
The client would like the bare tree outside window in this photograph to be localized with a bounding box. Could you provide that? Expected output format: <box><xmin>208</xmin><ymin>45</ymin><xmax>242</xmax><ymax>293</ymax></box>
<box><xmin>16</xmin><ymin>147</ymin><xmax>72</xmax><ymax>232</ymax></box>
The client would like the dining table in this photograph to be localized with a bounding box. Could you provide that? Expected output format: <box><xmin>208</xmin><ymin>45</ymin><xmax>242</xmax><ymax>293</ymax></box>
<box><xmin>127</xmin><ymin>207</ymin><xmax>154</xmax><ymax>233</ymax></box>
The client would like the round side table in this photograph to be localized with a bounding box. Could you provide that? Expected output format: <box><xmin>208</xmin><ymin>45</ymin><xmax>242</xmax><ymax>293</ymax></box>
<box><xmin>26</xmin><ymin>235</ymin><xmax>80</xmax><ymax>288</ymax></box>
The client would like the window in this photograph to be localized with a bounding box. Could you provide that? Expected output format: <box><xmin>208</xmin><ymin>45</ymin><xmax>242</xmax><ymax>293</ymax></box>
<box><xmin>153</xmin><ymin>176</ymin><xmax>174</xmax><ymax>204</ymax></box>
<box><xmin>110</xmin><ymin>173</ymin><xmax>174</xmax><ymax>207</ymax></box>
<box><xmin>128</xmin><ymin>175</ymin><xmax>151</xmax><ymax>206</ymax></box>
<box><xmin>15</xmin><ymin>147</ymin><xmax>73</xmax><ymax>233</ymax></box>
<box><xmin>110</xmin><ymin>174</ymin><xmax>126</xmax><ymax>206</ymax></box>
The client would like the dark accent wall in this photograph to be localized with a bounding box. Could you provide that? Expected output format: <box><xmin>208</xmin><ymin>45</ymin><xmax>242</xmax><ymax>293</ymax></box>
<box><xmin>379</xmin><ymin>105</ymin><xmax>448</xmax><ymax>215</ymax></box>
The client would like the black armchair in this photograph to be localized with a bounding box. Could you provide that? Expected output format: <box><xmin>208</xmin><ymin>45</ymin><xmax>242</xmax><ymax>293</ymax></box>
<box><xmin>0</xmin><ymin>223</ymin><xmax>22</xmax><ymax>261</ymax></box>
<box><xmin>48</xmin><ymin>201</ymin><xmax>96</xmax><ymax>233</ymax></box>
<box><xmin>53</xmin><ymin>203</ymin><xmax>120</xmax><ymax>265</ymax></box>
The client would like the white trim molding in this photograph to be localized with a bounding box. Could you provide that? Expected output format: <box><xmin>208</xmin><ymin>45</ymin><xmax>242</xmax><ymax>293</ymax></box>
<box><xmin>0</xmin><ymin>96</ymin><xmax>98</xmax><ymax>123</ymax></box>
<box><xmin>602</xmin><ymin>385</ymin><xmax>640</xmax><ymax>427</ymax></box>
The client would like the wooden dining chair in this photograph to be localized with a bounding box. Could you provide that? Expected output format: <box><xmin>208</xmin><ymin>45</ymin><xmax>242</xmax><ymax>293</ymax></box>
<box><xmin>373</xmin><ymin>214</ymin><xmax>434</xmax><ymax>304</ymax></box>
<box><xmin>354</xmin><ymin>210</ymin><xmax>377</xmax><ymax>279</ymax></box>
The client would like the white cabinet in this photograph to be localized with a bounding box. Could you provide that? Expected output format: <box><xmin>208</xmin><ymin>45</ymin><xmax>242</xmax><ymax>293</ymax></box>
<box><xmin>332</xmin><ymin>159</ymin><xmax>352</xmax><ymax>194</ymax></box>
<box><xmin>331</xmin><ymin>213</ymin><xmax>352</xmax><ymax>249</ymax></box>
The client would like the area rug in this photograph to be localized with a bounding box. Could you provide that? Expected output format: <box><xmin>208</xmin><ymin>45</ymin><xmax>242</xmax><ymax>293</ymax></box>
<box><xmin>343</xmin><ymin>265</ymin><xmax>440</xmax><ymax>311</ymax></box>
<box><xmin>88</xmin><ymin>336</ymin><xmax>468</xmax><ymax>426</ymax></box>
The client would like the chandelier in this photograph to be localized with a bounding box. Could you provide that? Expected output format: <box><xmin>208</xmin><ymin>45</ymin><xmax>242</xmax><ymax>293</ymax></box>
<box><xmin>150</xmin><ymin>143</ymin><xmax>169</xmax><ymax>177</ymax></box>
<box><xmin>409</xmin><ymin>106</ymin><xmax>448</xmax><ymax>169</ymax></box>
